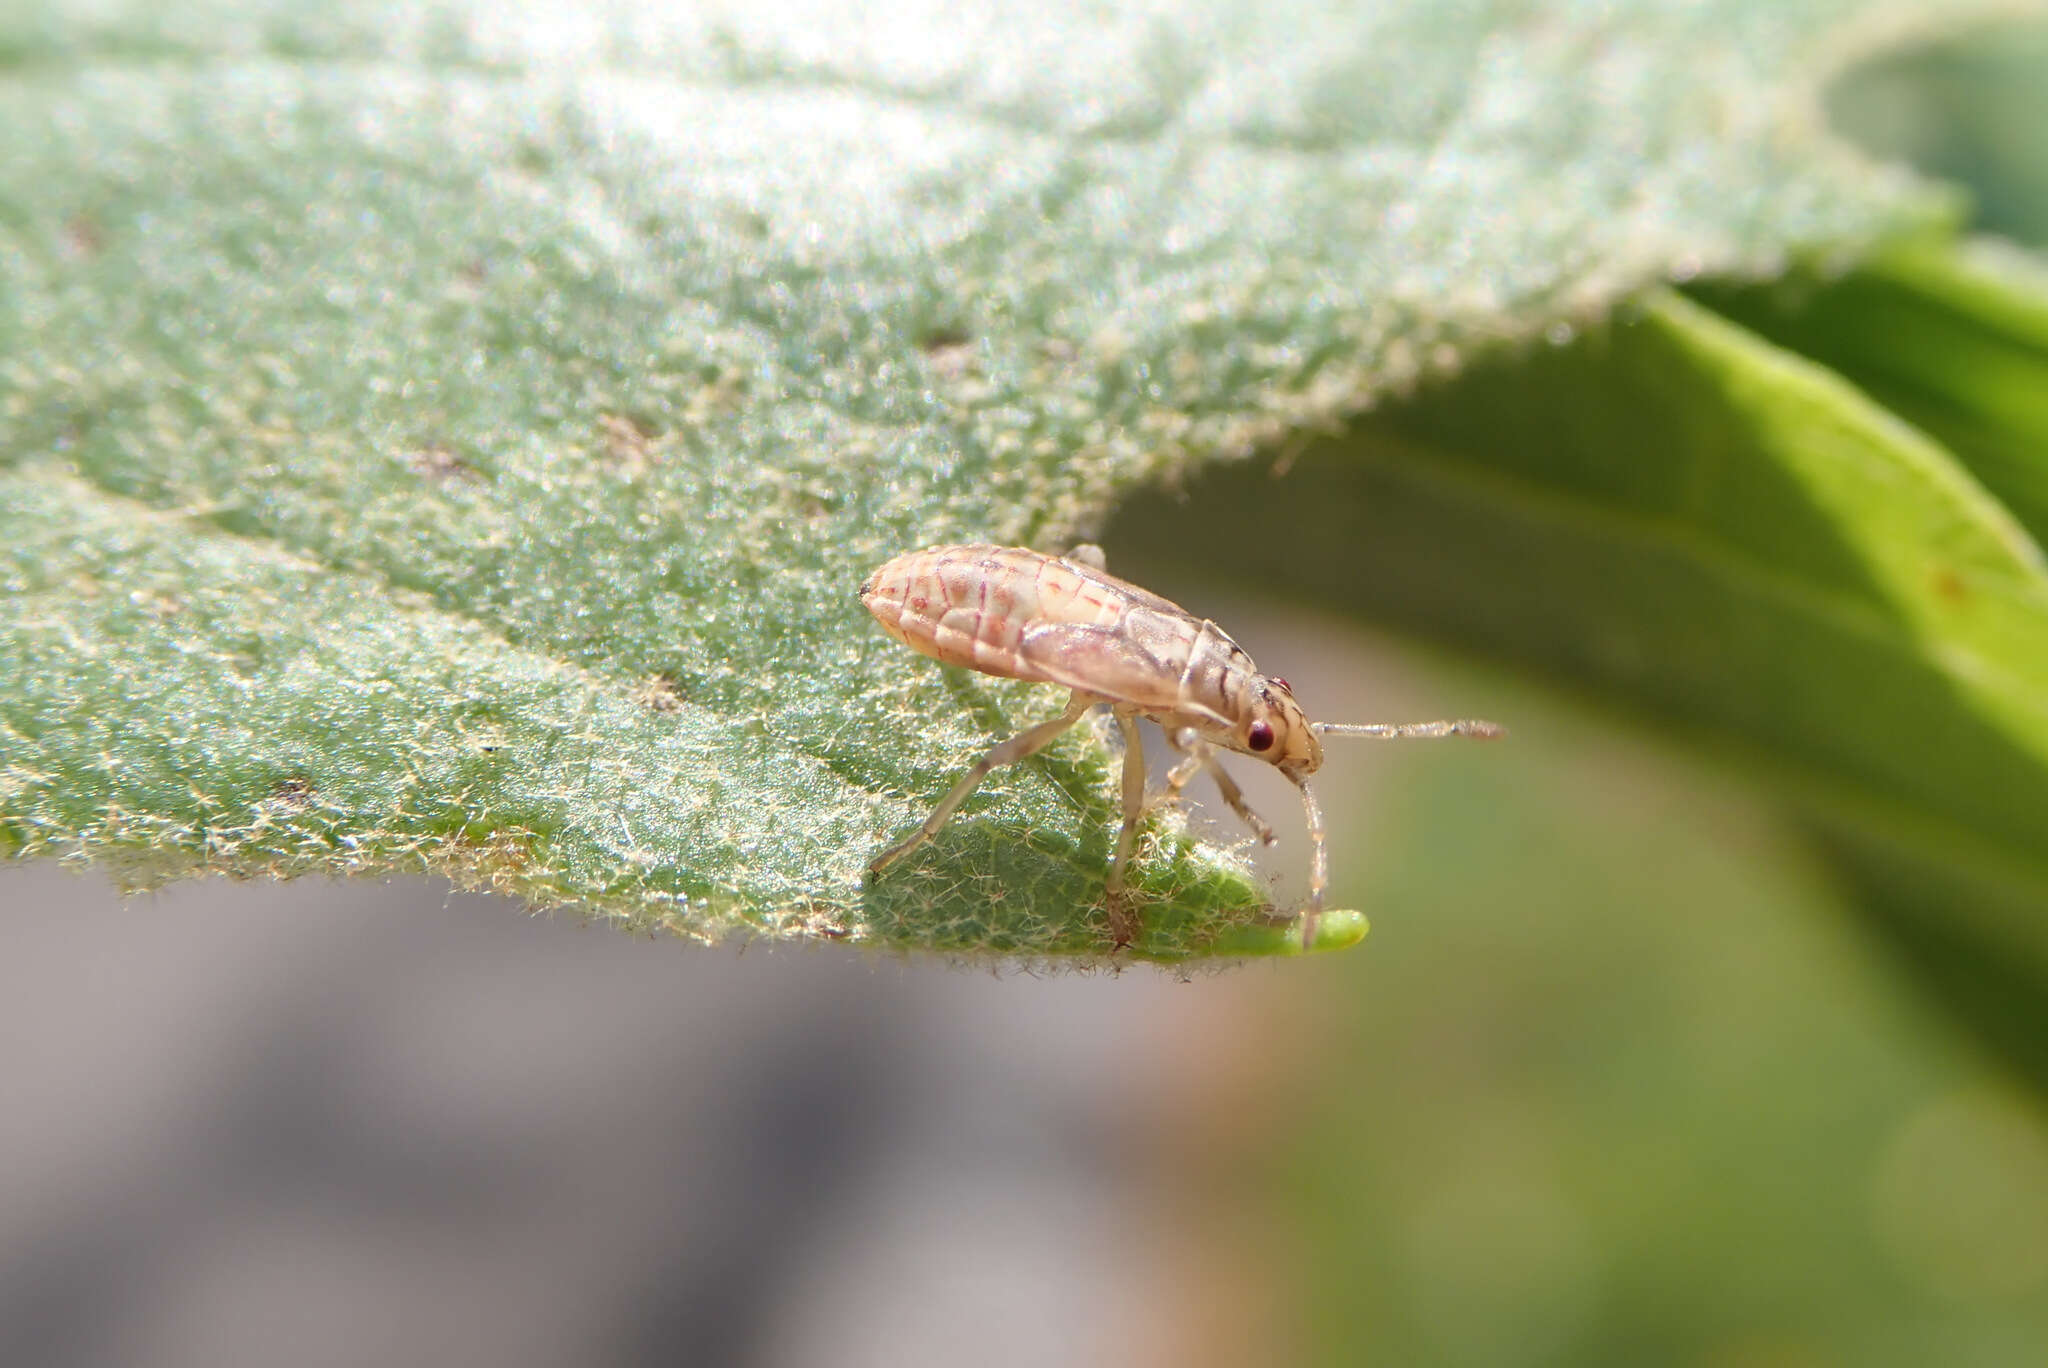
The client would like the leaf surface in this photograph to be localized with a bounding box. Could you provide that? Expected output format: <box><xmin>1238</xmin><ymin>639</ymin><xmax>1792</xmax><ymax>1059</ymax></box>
<box><xmin>0</xmin><ymin>0</ymin><xmax>2023</xmax><ymax>957</ymax></box>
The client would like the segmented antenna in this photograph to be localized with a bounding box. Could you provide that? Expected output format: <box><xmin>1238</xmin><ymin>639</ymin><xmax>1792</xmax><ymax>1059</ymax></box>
<box><xmin>1313</xmin><ymin>719</ymin><xmax>1506</xmax><ymax>740</ymax></box>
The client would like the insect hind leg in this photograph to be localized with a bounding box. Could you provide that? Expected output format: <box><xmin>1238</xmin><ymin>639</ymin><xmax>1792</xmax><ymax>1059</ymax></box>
<box><xmin>869</xmin><ymin>692</ymin><xmax>1093</xmax><ymax>876</ymax></box>
<box><xmin>1104</xmin><ymin>706</ymin><xmax>1147</xmax><ymax>946</ymax></box>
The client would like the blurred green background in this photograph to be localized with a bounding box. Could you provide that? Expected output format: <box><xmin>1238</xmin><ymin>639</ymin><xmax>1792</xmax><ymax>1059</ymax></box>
<box><xmin>1098</xmin><ymin>19</ymin><xmax>2048</xmax><ymax>1366</ymax></box>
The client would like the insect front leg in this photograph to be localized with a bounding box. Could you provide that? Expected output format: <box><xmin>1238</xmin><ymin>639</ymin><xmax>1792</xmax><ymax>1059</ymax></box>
<box><xmin>1291</xmin><ymin>776</ymin><xmax>1328</xmax><ymax>950</ymax></box>
<box><xmin>1205</xmin><ymin>759</ymin><xmax>1277</xmax><ymax>847</ymax></box>
<box><xmin>1162</xmin><ymin>728</ymin><xmax>1207</xmax><ymax>801</ymax></box>
<box><xmin>1163</xmin><ymin>727</ymin><xmax>1275</xmax><ymax>847</ymax></box>
<box><xmin>869</xmin><ymin>692</ymin><xmax>1093</xmax><ymax>876</ymax></box>
<box><xmin>1104</xmin><ymin>706</ymin><xmax>1148</xmax><ymax>946</ymax></box>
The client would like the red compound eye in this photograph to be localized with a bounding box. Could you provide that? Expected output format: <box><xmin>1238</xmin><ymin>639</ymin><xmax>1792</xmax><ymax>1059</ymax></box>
<box><xmin>1271</xmin><ymin>677</ymin><xmax>1292</xmax><ymax>693</ymax></box>
<box><xmin>1247</xmin><ymin>720</ymin><xmax>1276</xmax><ymax>752</ymax></box>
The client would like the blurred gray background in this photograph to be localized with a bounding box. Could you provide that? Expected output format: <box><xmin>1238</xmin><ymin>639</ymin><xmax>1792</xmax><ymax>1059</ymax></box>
<box><xmin>1</xmin><ymin>861</ymin><xmax>1261</xmax><ymax>1368</ymax></box>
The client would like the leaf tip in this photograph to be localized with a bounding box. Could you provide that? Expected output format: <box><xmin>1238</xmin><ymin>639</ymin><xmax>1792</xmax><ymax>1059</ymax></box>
<box><xmin>1192</xmin><ymin>908</ymin><xmax>1369</xmax><ymax>959</ymax></box>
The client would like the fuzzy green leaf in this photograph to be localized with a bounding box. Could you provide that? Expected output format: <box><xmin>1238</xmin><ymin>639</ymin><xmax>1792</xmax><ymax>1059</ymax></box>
<box><xmin>0</xmin><ymin>0</ymin><xmax>2023</xmax><ymax>958</ymax></box>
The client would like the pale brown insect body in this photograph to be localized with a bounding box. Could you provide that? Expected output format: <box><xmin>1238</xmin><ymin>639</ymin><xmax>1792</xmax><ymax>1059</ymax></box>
<box><xmin>861</xmin><ymin>543</ymin><xmax>1503</xmax><ymax>948</ymax></box>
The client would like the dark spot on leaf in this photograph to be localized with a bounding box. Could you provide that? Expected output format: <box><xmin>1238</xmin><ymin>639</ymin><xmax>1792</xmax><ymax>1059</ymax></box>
<box><xmin>269</xmin><ymin>777</ymin><xmax>315</xmax><ymax>810</ymax></box>
<box><xmin>634</xmin><ymin>672</ymin><xmax>685</xmax><ymax>713</ymax></box>
<box><xmin>1933</xmin><ymin>567</ymin><xmax>1969</xmax><ymax>603</ymax></box>
<box><xmin>409</xmin><ymin>443</ymin><xmax>479</xmax><ymax>482</ymax></box>
<box><xmin>61</xmin><ymin>215</ymin><xmax>103</xmax><ymax>261</ymax></box>
<box><xmin>920</xmin><ymin>328</ymin><xmax>977</xmax><ymax>379</ymax></box>
<box><xmin>599</xmin><ymin>413</ymin><xmax>658</xmax><ymax>471</ymax></box>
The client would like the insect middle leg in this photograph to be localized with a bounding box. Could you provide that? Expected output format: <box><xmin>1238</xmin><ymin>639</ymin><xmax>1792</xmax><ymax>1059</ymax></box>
<box><xmin>869</xmin><ymin>692</ymin><xmax>1094</xmax><ymax>876</ymax></box>
<box><xmin>1164</xmin><ymin>727</ymin><xmax>1276</xmax><ymax>847</ymax></box>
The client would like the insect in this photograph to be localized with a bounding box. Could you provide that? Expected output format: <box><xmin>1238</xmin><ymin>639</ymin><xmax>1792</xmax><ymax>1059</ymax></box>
<box><xmin>860</xmin><ymin>543</ymin><xmax>1504</xmax><ymax>948</ymax></box>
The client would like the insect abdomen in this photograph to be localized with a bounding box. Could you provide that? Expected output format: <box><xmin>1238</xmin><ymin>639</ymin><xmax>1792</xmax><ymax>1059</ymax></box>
<box><xmin>861</xmin><ymin>545</ymin><xmax>1050</xmax><ymax>680</ymax></box>
<box><xmin>860</xmin><ymin>544</ymin><xmax>1255</xmax><ymax>719</ymax></box>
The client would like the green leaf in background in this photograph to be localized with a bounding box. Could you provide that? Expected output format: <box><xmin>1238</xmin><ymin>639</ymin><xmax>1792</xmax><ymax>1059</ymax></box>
<box><xmin>1689</xmin><ymin>30</ymin><xmax>2048</xmax><ymax>1084</ymax></box>
<box><xmin>1695</xmin><ymin>240</ymin><xmax>2048</xmax><ymax>550</ymax></box>
<box><xmin>0</xmin><ymin>0</ymin><xmax>2033</xmax><ymax>959</ymax></box>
